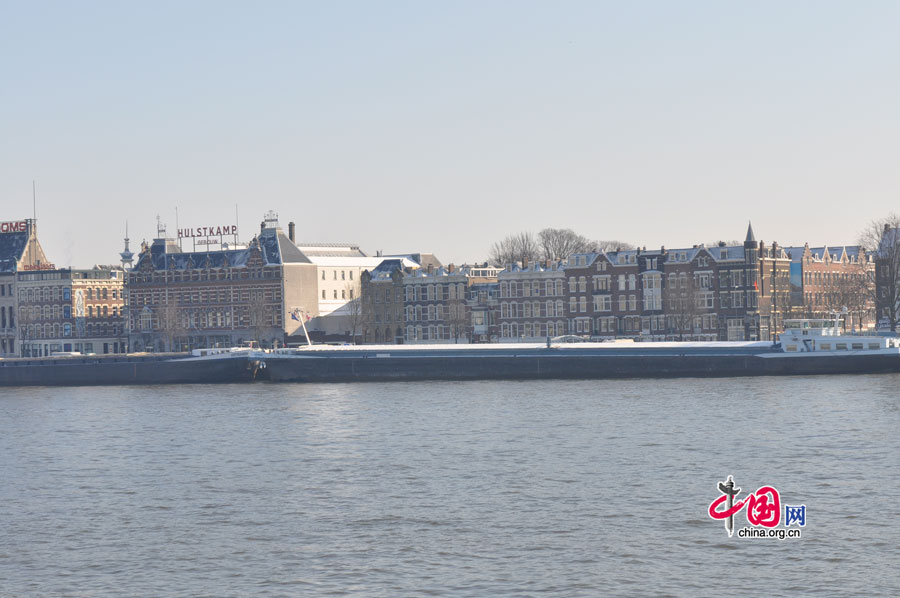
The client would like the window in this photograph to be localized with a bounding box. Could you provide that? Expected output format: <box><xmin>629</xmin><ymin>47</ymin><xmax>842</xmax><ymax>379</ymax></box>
<box><xmin>333</xmin><ymin>290</ymin><xmax>337</xmax><ymax>299</ymax></box>
<box><xmin>63</xmin><ymin>288</ymin><xmax>71</xmax><ymax>301</ymax></box>
<box><xmin>321</xmin><ymin>271</ymin><xmax>325</xmax><ymax>280</ymax></box>
<box><xmin>64</xmin><ymin>306</ymin><xmax>71</xmax><ymax>319</ymax></box>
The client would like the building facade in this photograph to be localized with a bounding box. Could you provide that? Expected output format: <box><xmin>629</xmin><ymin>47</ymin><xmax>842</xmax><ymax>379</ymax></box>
<box><xmin>127</xmin><ymin>220</ymin><xmax>318</xmax><ymax>351</ymax></box>
<box><xmin>403</xmin><ymin>265</ymin><xmax>472</xmax><ymax>343</ymax></box>
<box><xmin>17</xmin><ymin>267</ymin><xmax>126</xmax><ymax>357</ymax></box>
<box><xmin>360</xmin><ymin>259</ymin><xmax>408</xmax><ymax>344</ymax></box>
<box><xmin>497</xmin><ymin>261</ymin><xmax>567</xmax><ymax>342</ymax></box>
<box><xmin>786</xmin><ymin>244</ymin><xmax>875</xmax><ymax>331</ymax></box>
<box><xmin>1</xmin><ymin>218</ymin><xmax>52</xmax><ymax>356</ymax></box>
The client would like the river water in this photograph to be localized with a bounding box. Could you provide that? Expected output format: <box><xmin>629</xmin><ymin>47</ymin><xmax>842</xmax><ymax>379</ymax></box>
<box><xmin>2</xmin><ymin>376</ymin><xmax>899</xmax><ymax>597</ymax></box>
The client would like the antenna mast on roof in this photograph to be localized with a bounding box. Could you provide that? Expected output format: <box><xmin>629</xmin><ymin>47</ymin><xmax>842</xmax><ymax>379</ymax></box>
<box><xmin>32</xmin><ymin>180</ymin><xmax>36</xmax><ymax>222</ymax></box>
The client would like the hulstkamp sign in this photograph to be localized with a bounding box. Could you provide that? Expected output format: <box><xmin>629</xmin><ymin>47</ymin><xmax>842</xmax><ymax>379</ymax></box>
<box><xmin>178</xmin><ymin>225</ymin><xmax>237</xmax><ymax>239</ymax></box>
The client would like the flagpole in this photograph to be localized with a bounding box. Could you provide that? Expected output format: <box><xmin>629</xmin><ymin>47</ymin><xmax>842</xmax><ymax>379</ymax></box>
<box><xmin>294</xmin><ymin>309</ymin><xmax>313</xmax><ymax>347</ymax></box>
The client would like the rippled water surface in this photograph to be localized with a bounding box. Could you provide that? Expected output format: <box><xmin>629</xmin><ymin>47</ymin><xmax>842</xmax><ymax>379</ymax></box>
<box><xmin>3</xmin><ymin>376</ymin><xmax>900</xmax><ymax>597</ymax></box>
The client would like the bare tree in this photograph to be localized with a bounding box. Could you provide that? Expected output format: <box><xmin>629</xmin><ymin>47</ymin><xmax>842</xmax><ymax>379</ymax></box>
<box><xmin>832</xmin><ymin>264</ymin><xmax>874</xmax><ymax>331</ymax></box>
<box><xmin>17</xmin><ymin>307</ymin><xmax>33</xmax><ymax>357</ymax></box>
<box><xmin>345</xmin><ymin>283</ymin><xmax>364</xmax><ymax>344</ymax></box>
<box><xmin>591</xmin><ymin>240</ymin><xmax>636</xmax><ymax>252</ymax></box>
<box><xmin>489</xmin><ymin>231</ymin><xmax>540</xmax><ymax>266</ymax></box>
<box><xmin>447</xmin><ymin>295</ymin><xmax>469</xmax><ymax>344</ymax></box>
<box><xmin>665</xmin><ymin>274</ymin><xmax>702</xmax><ymax>341</ymax></box>
<box><xmin>157</xmin><ymin>302</ymin><xmax>187</xmax><ymax>352</ymax></box>
<box><xmin>537</xmin><ymin>228</ymin><xmax>593</xmax><ymax>261</ymax></box>
<box><xmin>858</xmin><ymin>214</ymin><xmax>900</xmax><ymax>331</ymax></box>
<box><xmin>248</xmin><ymin>290</ymin><xmax>271</xmax><ymax>347</ymax></box>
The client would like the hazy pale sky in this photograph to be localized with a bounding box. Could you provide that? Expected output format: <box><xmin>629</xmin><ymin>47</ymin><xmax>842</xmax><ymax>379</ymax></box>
<box><xmin>3</xmin><ymin>1</ymin><xmax>900</xmax><ymax>267</ymax></box>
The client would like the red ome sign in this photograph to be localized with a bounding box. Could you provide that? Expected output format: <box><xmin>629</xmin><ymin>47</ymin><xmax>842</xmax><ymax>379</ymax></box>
<box><xmin>0</xmin><ymin>221</ymin><xmax>27</xmax><ymax>234</ymax></box>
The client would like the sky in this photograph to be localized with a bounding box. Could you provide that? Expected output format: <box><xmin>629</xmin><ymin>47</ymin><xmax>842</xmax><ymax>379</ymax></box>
<box><xmin>3</xmin><ymin>1</ymin><xmax>900</xmax><ymax>267</ymax></box>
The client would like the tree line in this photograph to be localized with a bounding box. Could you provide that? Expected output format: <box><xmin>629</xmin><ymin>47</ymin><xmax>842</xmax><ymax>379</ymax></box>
<box><xmin>488</xmin><ymin>228</ymin><xmax>634</xmax><ymax>266</ymax></box>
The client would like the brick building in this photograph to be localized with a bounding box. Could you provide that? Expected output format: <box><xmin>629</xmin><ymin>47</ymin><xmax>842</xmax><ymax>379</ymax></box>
<box><xmin>662</xmin><ymin>246</ymin><xmax>718</xmax><ymax>341</ymax></box>
<box><xmin>785</xmin><ymin>244</ymin><xmax>875</xmax><ymax>331</ymax></box>
<box><xmin>0</xmin><ymin>218</ymin><xmax>52</xmax><ymax>356</ymax></box>
<box><xmin>360</xmin><ymin>259</ymin><xmax>409</xmax><ymax>344</ymax></box>
<box><xmin>17</xmin><ymin>267</ymin><xmax>126</xmax><ymax>357</ymax></box>
<box><xmin>467</xmin><ymin>281</ymin><xmax>500</xmax><ymax>343</ymax></box>
<box><xmin>497</xmin><ymin>261</ymin><xmax>566</xmax><ymax>342</ymax></box>
<box><xmin>403</xmin><ymin>265</ymin><xmax>472</xmax><ymax>343</ymax></box>
<box><xmin>127</xmin><ymin>221</ymin><xmax>317</xmax><ymax>351</ymax></box>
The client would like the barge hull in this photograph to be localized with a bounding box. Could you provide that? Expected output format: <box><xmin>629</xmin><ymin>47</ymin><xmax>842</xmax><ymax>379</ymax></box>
<box><xmin>262</xmin><ymin>349</ymin><xmax>900</xmax><ymax>383</ymax></box>
<box><xmin>0</xmin><ymin>354</ymin><xmax>258</xmax><ymax>387</ymax></box>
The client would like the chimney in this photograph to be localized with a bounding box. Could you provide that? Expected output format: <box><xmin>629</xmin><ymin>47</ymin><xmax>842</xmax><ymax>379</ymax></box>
<box><xmin>660</xmin><ymin>245</ymin><xmax>665</xmax><ymax>253</ymax></box>
<box><xmin>427</xmin><ymin>264</ymin><xmax>434</xmax><ymax>274</ymax></box>
<box><xmin>523</xmin><ymin>259</ymin><xmax>529</xmax><ymax>269</ymax></box>
<box><xmin>448</xmin><ymin>263</ymin><xmax>455</xmax><ymax>273</ymax></box>
<box><xmin>288</xmin><ymin>221</ymin><xmax>296</xmax><ymax>243</ymax></box>
<box><xmin>260</xmin><ymin>221</ymin><xmax>265</xmax><ymax>234</ymax></box>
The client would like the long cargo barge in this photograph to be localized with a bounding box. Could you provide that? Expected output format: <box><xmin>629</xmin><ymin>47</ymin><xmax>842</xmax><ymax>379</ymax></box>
<box><xmin>257</xmin><ymin>340</ymin><xmax>900</xmax><ymax>382</ymax></box>
<box><xmin>2</xmin><ymin>318</ymin><xmax>898</xmax><ymax>387</ymax></box>
<box><xmin>0</xmin><ymin>350</ymin><xmax>261</xmax><ymax>387</ymax></box>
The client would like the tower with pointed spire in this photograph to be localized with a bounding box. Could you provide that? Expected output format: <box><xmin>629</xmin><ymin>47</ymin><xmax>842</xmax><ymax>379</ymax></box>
<box><xmin>744</xmin><ymin>221</ymin><xmax>758</xmax><ymax>264</ymax></box>
<box><xmin>120</xmin><ymin>222</ymin><xmax>134</xmax><ymax>270</ymax></box>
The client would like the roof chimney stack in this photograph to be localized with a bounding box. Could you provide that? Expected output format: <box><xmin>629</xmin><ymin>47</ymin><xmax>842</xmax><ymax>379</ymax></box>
<box><xmin>288</xmin><ymin>221</ymin><xmax>296</xmax><ymax>243</ymax></box>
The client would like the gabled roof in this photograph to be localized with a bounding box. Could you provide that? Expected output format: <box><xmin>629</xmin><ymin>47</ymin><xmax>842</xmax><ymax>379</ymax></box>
<box><xmin>0</xmin><ymin>220</ymin><xmax>49</xmax><ymax>273</ymax></box>
<box><xmin>295</xmin><ymin>243</ymin><xmax>366</xmax><ymax>258</ymax></box>
<box><xmin>134</xmin><ymin>227</ymin><xmax>310</xmax><ymax>271</ymax></box>
<box><xmin>0</xmin><ymin>231</ymin><xmax>28</xmax><ymax>273</ymax></box>
<box><xmin>269</xmin><ymin>231</ymin><xmax>311</xmax><ymax>264</ymax></box>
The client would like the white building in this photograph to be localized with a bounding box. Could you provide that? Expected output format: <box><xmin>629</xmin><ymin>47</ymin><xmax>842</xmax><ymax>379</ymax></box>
<box><xmin>297</xmin><ymin>243</ymin><xmax>417</xmax><ymax>337</ymax></box>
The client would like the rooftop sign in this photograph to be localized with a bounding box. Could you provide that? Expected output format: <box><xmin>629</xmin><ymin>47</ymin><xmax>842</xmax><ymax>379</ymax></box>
<box><xmin>0</xmin><ymin>220</ymin><xmax>27</xmax><ymax>234</ymax></box>
<box><xmin>22</xmin><ymin>263</ymin><xmax>55</xmax><ymax>271</ymax></box>
<box><xmin>178</xmin><ymin>225</ymin><xmax>237</xmax><ymax>239</ymax></box>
